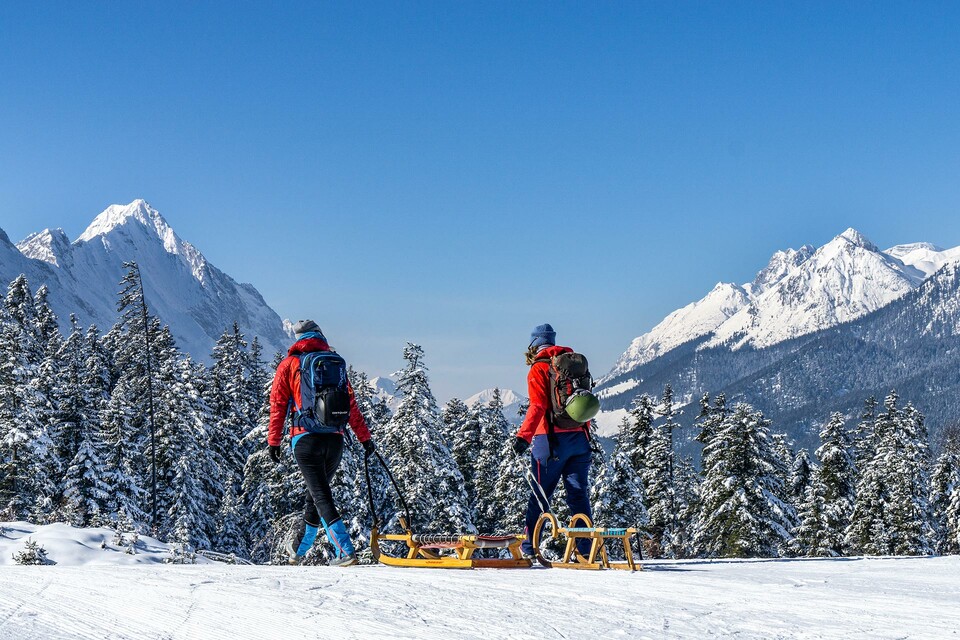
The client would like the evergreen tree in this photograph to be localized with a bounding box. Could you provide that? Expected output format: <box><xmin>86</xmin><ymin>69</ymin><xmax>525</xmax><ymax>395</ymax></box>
<box><xmin>207</xmin><ymin>323</ymin><xmax>256</xmax><ymax>500</ymax></box>
<box><xmin>846</xmin><ymin>392</ymin><xmax>935</xmax><ymax>556</ymax></box>
<box><xmin>0</xmin><ymin>276</ymin><xmax>57</xmax><ymax>520</ymax></box>
<box><xmin>796</xmin><ymin>413</ymin><xmax>856</xmax><ymax>557</ymax></box>
<box><xmin>789</xmin><ymin>448</ymin><xmax>813</xmax><ymax>507</ymax></box>
<box><xmin>379</xmin><ymin>343</ymin><xmax>472</xmax><ymax>533</ymax></box>
<box><xmin>929</xmin><ymin>427</ymin><xmax>960</xmax><ymax>555</ymax></box>
<box><xmin>692</xmin><ymin>403</ymin><xmax>796</xmax><ymax>558</ymax></box>
<box><xmin>449</xmin><ymin>404</ymin><xmax>482</xmax><ymax>521</ymax></box>
<box><xmin>643</xmin><ymin>385</ymin><xmax>680</xmax><ymax>557</ymax></box>
<box><xmin>57</xmin><ymin>319</ymin><xmax>111</xmax><ymax>526</ymax></box>
<box><xmin>592</xmin><ymin>417</ymin><xmax>648</xmax><ymax>555</ymax></box>
<box><xmin>473</xmin><ymin>390</ymin><xmax>512</xmax><ymax>533</ymax></box>
<box><xmin>440</xmin><ymin>397</ymin><xmax>470</xmax><ymax>449</ymax></box>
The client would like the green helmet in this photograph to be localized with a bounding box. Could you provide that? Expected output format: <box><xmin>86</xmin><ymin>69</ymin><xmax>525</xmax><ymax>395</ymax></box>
<box><xmin>565</xmin><ymin>392</ymin><xmax>600</xmax><ymax>423</ymax></box>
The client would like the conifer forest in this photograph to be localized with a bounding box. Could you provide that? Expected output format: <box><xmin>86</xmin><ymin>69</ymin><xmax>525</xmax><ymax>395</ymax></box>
<box><xmin>1</xmin><ymin>270</ymin><xmax>958</xmax><ymax>564</ymax></box>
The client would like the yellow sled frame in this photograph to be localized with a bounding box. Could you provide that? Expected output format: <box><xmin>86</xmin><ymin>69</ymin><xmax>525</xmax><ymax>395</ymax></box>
<box><xmin>532</xmin><ymin>512</ymin><xmax>641</xmax><ymax>571</ymax></box>
<box><xmin>370</xmin><ymin>518</ymin><xmax>532</xmax><ymax>569</ymax></box>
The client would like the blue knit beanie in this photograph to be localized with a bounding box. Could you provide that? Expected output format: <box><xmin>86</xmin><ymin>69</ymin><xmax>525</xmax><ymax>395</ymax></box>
<box><xmin>529</xmin><ymin>323</ymin><xmax>556</xmax><ymax>349</ymax></box>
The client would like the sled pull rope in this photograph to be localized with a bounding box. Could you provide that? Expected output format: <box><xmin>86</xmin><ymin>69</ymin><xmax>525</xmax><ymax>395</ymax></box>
<box><xmin>365</xmin><ymin>450</ymin><xmax>415</xmax><ymax>533</ymax></box>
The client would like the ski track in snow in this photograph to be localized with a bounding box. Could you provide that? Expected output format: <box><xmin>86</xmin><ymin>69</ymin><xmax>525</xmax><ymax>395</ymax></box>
<box><xmin>1</xmin><ymin>557</ymin><xmax>959</xmax><ymax>639</ymax></box>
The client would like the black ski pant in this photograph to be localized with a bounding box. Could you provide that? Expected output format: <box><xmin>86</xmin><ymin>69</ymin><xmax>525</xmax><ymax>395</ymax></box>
<box><xmin>293</xmin><ymin>433</ymin><xmax>344</xmax><ymax>528</ymax></box>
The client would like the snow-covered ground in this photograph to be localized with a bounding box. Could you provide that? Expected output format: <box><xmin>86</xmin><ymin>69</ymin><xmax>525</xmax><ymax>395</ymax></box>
<box><xmin>2</xmin><ymin>523</ymin><xmax>959</xmax><ymax>639</ymax></box>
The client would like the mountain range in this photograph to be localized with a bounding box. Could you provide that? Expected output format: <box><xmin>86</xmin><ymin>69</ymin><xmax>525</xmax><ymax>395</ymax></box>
<box><xmin>1</xmin><ymin>200</ymin><xmax>291</xmax><ymax>360</ymax></box>
<box><xmin>596</xmin><ymin>228</ymin><xmax>960</xmax><ymax>451</ymax></box>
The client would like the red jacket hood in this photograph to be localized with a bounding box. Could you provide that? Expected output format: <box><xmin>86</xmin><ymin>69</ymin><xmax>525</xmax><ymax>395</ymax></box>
<box><xmin>533</xmin><ymin>345</ymin><xmax>573</xmax><ymax>361</ymax></box>
<box><xmin>287</xmin><ymin>336</ymin><xmax>330</xmax><ymax>356</ymax></box>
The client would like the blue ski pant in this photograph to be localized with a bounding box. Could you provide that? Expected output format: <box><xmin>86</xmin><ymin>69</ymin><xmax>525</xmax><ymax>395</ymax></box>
<box><xmin>521</xmin><ymin>431</ymin><xmax>592</xmax><ymax>555</ymax></box>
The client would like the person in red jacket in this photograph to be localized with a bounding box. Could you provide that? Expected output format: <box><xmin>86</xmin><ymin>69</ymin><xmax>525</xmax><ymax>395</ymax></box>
<box><xmin>268</xmin><ymin>319</ymin><xmax>375</xmax><ymax>566</ymax></box>
<box><xmin>513</xmin><ymin>323</ymin><xmax>593</xmax><ymax>558</ymax></box>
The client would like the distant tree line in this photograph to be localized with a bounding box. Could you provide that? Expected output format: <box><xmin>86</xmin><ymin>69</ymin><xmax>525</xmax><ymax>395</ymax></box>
<box><xmin>1</xmin><ymin>271</ymin><xmax>958</xmax><ymax>562</ymax></box>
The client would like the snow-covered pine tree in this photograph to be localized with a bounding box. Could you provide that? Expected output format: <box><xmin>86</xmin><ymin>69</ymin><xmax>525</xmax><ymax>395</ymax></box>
<box><xmin>853</xmin><ymin>396</ymin><xmax>878</xmax><ymax>473</ymax></box>
<box><xmin>592</xmin><ymin>416</ymin><xmax>647</xmax><ymax>558</ymax></box>
<box><xmin>379</xmin><ymin>343</ymin><xmax>472</xmax><ymax>534</ymax></box>
<box><xmin>886</xmin><ymin>401</ymin><xmax>935</xmax><ymax>556</ymax></box>
<box><xmin>440</xmin><ymin>397</ymin><xmax>470</xmax><ymax>449</ymax></box>
<box><xmin>672</xmin><ymin>454</ymin><xmax>700</xmax><ymax>559</ymax></box>
<box><xmin>450</xmin><ymin>403</ymin><xmax>482</xmax><ymax>522</ymax></box>
<box><xmin>629</xmin><ymin>393</ymin><xmax>657</xmax><ymax>478</ymax></box>
<box><xmin>930</xmin><ymin>426</ymin><xmax>960</xmax><ymax>555</ymax></box>
<box><xmin>0</xmin><ymin>276</ymin><xmax>57</xmax><ymax>520</ymax></box>
<box><xmin>207</xmin><ymin>323</ymin><xmax>256</xmax><ymax>502</ymax></box>
<box><xmin>473</xmin><ymin>389</ymin><xmax>512</xmax><ymax>533</ymax></box>
<box><xmin>770</xmin><ymin>433</ymin><xmax>794</xmax><ymax>496</ymax></box>
<box><xmin>214</xmin><ymin>483</ymin><xmax>247</xmax><ymax>557</ymax></box>
<box><xmin>692</xmin><ymin>402</ymin><xmax>796</xmax><ymax>558</ymax></box>
<box><xmin>846</xmin><ymin>391</ymin><xmax>935</xmax><ymax>556</ymax></box>
<box><xmin>152</xmin><ymin>330</ymin><xmax>218</xmax><ymax>549</ymax></box>
<box><xmin>793</xmin><ymin>475</ymin><xmax>831</xmax><ymax>557</ymax></box>
<box><xmin>789</xmin><ymin>448</ymin><xmax>813</xmax><ymax>508</ymax></box>
<box><xmin>643</xmin><ymin>385</ymin><xmax>680</xmax><ymax>557</ymax></box>
<box><xmin>57</xmin><ymin>318</ymin><xmax>111</xmax><ymax>527</ymax></box>
<box><xmin>796</xmin><ymin>412</ymin><xmax>856</xmax><ymax>557</ymax></box>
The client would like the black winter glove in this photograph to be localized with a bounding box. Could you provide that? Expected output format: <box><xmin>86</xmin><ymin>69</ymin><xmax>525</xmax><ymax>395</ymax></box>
<box><xmin>268</xmin><ymin>444</ymin><xmax>284</xmax><ymax>464</ymax></box>
<box><xmin>362</xmin><ymin>439</ymin><xmax>376</xmax><ymax>458</ymax></box>
<box><xmin>512</xmin><ymin>437</ymin><xmax>530</xmax><ymax>457</ymax></box>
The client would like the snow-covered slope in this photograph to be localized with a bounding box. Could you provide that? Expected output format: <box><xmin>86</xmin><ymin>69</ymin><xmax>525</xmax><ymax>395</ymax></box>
<box><xmin>0</xmin><ymin>521</ymin><xmax>213</xmax><ymax>566</ymax></box>
<box><xmin>605</xmin><ymin>283</ymin><xmax>751</xmax><ymax>379</ymax></box>
<box><xmin>885</xmin><ymin>242</ymin><xmax>960</xmax><ymax>278</ymax></box>
<box><xmin>705</xmin><ymin>228</ymin><xmax>922</xmax><ymax>350</ymax></box>
<box><xmin>2</xmin><ymin>200</ymin><xmax>291</xmax><ymax>360</ymax></box>
<box><xmin>2</xmin><ymin>522</ymin><xmax>958</xmax><ymax>640</ymax></box>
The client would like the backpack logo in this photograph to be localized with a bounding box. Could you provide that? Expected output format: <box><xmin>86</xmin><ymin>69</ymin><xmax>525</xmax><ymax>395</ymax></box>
<box><xmin>294</xmin><ymin>351</ymin><xmax>351</xmax><ymax>433</ymax></box>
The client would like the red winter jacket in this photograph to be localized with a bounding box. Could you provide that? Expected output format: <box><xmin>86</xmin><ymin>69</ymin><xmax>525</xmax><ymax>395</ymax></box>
<box><xmin>267</xmin><ymin>336</ymin><xmax>372</xmax><ymax>447</ymax></box>
<box><xmin>516</xmin><ymin>345</ymin><xmax>583</xmax><ymax>443</ymax></box>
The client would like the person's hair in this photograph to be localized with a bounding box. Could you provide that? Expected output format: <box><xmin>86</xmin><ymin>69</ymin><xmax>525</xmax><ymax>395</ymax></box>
<box><xmin>525</xmin><ymin>345</ymin><xmax>540</xmax><ymax>366</ymax></box>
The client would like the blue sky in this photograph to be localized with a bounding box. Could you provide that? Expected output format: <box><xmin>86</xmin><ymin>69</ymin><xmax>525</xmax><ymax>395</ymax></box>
<box><xmin>2</xmin><ymin>2</ymin><xmax>959</xmax><ymax>400</ymax></box>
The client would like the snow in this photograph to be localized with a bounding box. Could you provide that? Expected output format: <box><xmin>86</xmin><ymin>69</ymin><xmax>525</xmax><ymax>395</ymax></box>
<box><xmin>0</xmin><ymin>521</ymin><xmax>212</xmax><ymax>566</ymax></box>
<box><xmin>593</xmin><ymin>407</ymin><xmax>629</xmax><ymax>437</ymax></box>
<box><xmin>885</xmin><ymin>243</ymin><xmax>960</xmax><ymax>279</ymax></box>
<box><xmin>2</xmin><ymin>522</ymin><xmax>959</xmax><ymax>640</ymax></box>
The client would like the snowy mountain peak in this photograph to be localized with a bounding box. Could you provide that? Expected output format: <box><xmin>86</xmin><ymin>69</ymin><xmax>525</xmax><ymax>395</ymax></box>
<box><xmin>751</xmin><ymin>245</ymin><xmax>814</xmax><ymax>294</ymax></box>
<box><xmin>78</xmin><ymin>199</ymin><xmax>166</xmax><ymax>243</ymax></box>
<box><xmin>76</xmin><ymin>200</ymin><xmax>209</xmax><ymax>284</ymax></box>
<box><xmin>705</xmin><ymin>228</ymin><xmax>919</xmax><ymax>350</ymax></box>
<box><xmin>17</xmin><ymin>228</ymin><xmax>71</xmax><ymax>267</ymax></box>
<box><xmin>837</xmin><ymin>227</ymin><xmax>877</xmax><ymax>251</ymax></box>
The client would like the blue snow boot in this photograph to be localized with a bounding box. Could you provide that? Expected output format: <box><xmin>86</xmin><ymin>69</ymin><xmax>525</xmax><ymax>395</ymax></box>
<box><xmin>323</xmin><ymin>518</ymin><xmax>358</xmax><ymax>567</ymax></box>
<box><xmin>286</xmin><ymin>521</ymin><xmax>319</xmax><ymax>565</ymax></box>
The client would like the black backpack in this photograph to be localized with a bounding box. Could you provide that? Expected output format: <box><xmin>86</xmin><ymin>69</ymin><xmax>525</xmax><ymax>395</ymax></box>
<box><xmin>293</xmin><ymin>351</ymin><xmax>351</xmax><ymax>433</ymax></box>
<box><xmin>538</xmin><ymin>351</ymin><xmax>594</xmax><ymax>429</ymax></box>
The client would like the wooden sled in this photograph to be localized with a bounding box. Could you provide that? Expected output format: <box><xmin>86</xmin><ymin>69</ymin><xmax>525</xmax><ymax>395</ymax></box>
<box><xmin>371</xmin><ymin>518</ymin><xmax>532</xmax><ymax>569</ymax></box>
<box><xmin>532</xmin><ymin>512</ymin><xmax>641</xmax><ymax>571</ymax></box>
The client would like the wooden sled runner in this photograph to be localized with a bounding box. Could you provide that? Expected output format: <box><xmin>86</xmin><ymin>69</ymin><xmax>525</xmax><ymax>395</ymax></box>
<box><xmin>371</xmin><ymin>520</ymin><xmax>532</xmax><ymax>569</ymax></box>
<box><xmin>365</xmin><ymin>452</ymin><xmax>532</xmax><ymax>569</ymax></box>
<box><xmin>531</xmin><ymin>511</ymin><xmax>640</xmax><ymax>571</ymax></box>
